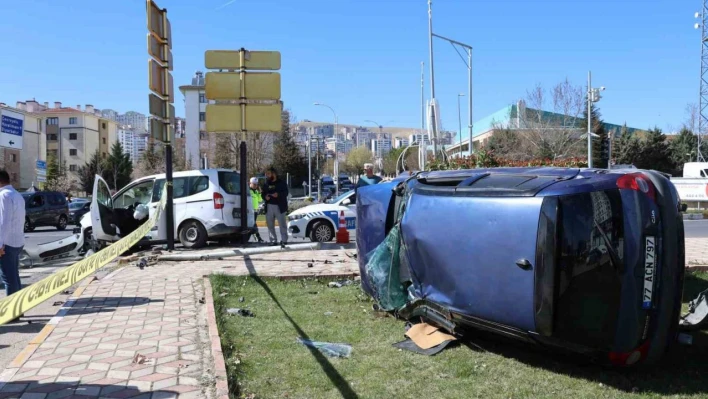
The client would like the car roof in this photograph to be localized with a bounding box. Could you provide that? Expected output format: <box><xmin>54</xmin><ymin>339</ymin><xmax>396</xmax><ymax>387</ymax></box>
<box><xmin>134</xmin><ymin>168</ymin><xmax>238</xmax><ymax>181</ymax></box>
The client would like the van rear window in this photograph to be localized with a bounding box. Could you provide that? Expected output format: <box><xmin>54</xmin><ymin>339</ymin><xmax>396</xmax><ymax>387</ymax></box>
<box><xmin>218</xmin><ymin>172</ymin><xmax>241</xmax><ymax>195</ymax></box>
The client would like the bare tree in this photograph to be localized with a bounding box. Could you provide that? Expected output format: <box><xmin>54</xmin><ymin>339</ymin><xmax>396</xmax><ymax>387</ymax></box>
<box><xmin>684</xmin><ymin>102</ymin><xmax>699</xmax><ymax>133</ymax></box>
<box><xmin>519</xmin><ymin>79</ymin><xmax>585</xmax><ymax>160</ymax></box>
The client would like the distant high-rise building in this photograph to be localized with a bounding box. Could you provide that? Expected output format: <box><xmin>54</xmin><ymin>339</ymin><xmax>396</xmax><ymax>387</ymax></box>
<box><xmin>118</xmin><ymin>127</ymin><xmax>136</xmax><ymax>163</ymax></box>
<box><xmin>371</xmin><ymin>138</ymin><xmax>392</xmax><ymax>158</ymax></box>
<box><xmin>409</xmin><ymin>133</ymin><xmax>430</xmax><ymax>145</ymax></box>
<box><xmin>393</xmin><ymin>138</ymin><xmax>410</xmax><ymax>149</ymax></box>
<box><xmin>175</xmin><ymin>117</ymin><xmax>186</xmax><ymax>138</ymax></box>
<box><xmin>117</xmin><ymin>111</ymin><xmax>148</xmax><ymax>134</ymax></box>
<box><xmin>178</xmin><ymin>71</ymin><xmax>207</xmax><ymax>169</ymax></box>
<box><xmin>101</xmin><ymin>109</ymin><xmax>119</xmax><ymax>121</ymax></box>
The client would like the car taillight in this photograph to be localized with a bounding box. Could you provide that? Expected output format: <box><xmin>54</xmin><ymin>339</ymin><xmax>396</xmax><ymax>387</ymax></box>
<box><xmin>608</xmin><ymin>340</ymin><xmax>651</xmax><ymax>366</ymax></box>
<box><xmin>213</xmin><ymin>192</ymin><xmax>225</xmax><ymax>209</ymax></box>
<box><xmin>617</xmin><ymin>173</ymin><xmax>656</xmax><ymax>202</ymax></box>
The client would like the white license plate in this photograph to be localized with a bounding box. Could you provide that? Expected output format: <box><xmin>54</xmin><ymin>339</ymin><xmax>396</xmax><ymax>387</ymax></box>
<box><xmin>643</xmin><ymin>236</ymin><xmax>656</xmax><ymax>309</ymax></box>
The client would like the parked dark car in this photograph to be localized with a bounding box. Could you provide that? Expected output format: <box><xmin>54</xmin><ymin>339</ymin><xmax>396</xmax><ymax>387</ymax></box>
<box><xmin>69</xmin><ymin>201</ymin><xmax>91</xmax><ymax>225</ymax></box>
<box><xmin>22</xmin><ymin>191</ymin><xmax>71</xmax><ymax>232</ymax></box>
<box><xmin>357</xmin><ymin>167</ymin><xmax>685</xmax><ymax>367</ymax></box>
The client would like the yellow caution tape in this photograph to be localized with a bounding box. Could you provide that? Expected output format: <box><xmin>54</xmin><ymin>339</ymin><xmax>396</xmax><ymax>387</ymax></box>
<box><xmin>0</xmin><ymin>192</ymin><xmax>167</xmax><ymax>326</ymax></box>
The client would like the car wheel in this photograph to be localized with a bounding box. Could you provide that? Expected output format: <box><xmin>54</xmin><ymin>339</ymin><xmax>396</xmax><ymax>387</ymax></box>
<box><xmin>24</xmin><ymin>218</ymin><xmax>35</xmax><ymax>232</ymax></box>
<box><xmin>179</xmin><ymin>221</ymin><xmax>208</xmax><ymax>249</ymax></box>
<box><xmin>309</xmin><ymin>221</ymin><xmax>334</xmax><ymax>242</ymax></box>
<box><xmin>56</xmin><ymin>215</ymin><xmax>68</xmax><ymax>231</ymax></box>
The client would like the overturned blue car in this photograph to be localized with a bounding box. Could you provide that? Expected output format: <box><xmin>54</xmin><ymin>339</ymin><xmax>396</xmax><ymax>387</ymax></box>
<box><xmin>357</xmin><ymin>167</ymin><xmax>685</xmax><ymax>367</ymax></box>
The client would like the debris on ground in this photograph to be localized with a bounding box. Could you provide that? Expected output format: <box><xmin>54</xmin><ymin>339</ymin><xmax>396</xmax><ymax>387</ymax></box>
<box><xmin>307</xmin><ymin>263</ymin><xmax>314</xmax><ymax>268</ymax></box>
<box><xmin>61</xmin><ymin>290</ymin><xmax>74</xmax><ymax>295</ymax></box>
<box><xmin>345</xmin><ymin>252</ymin><xmax>357</xmax><ymax>260</ymax></box>
<box><xmin>227</xmin><ymin>308</ymin><xmax>255</xmax><ymax>317</ymax></box>
<box><xmin>52</xmin><ymin>301</ymin><xmax>64</xmax><ymax>306</ymax></box>
<box><xmin>132</xmin><ymin>354</ymin><xmax>147</xmax><ymax>364</ymax></box>
<box><xmin>328</xmin><ymin>280</ymin><xmax>355</xmax><ymax>288</ymax></box>
<box><xmin>239</xmin><ymin>296</ymin><xmax>245</xmax><ymax>302</ymax></box>
<box><xmin>219</xmin><ymin>292</ymin><xmax>229</xmax><ymax>297</ymax></box>
<box><xmin>396</xmin><ymin>322</ymin><xmax>457</xmax><ymax>356</ymax></box>
<box><xmin>324</xmin><ymin>312</ymin><xmax>333</xmax><ymax>316</ymax></box>
<box><xmin>296</xmin><ymin>338</ymin><xmax>352</xmax><ymax>358</ymax></box>
<box><xmin>199</xmin><ymin>297</ymin><xmax>206</xmax><ymax>304</ymax></box>
<box><xmin>393</xmin><ymin>338</ymin><xmax>454</xmax><ymax>356</ymax></box>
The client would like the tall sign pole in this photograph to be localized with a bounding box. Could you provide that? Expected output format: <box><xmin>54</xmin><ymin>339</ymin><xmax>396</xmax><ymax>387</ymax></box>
<box><xmin>204</xmin><ymin>50</ymin><xmax>282</xmax><ymax>242</ymax></box>
<box><xmin>146</xmin><ymin>0</ymin><xmax>176</xmax><ymax>250</ymax></box>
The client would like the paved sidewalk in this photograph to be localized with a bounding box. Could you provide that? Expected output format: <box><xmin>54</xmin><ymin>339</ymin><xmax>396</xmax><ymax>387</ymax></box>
<box><xmin>686</xmin><ymin>238</ymin><xmax>708</xmax><ymax>266</ymax></box>
<box><xmin>0</xmin><ymin>248</ymin><xmax>359</xmax><ymax>399</ymax></box>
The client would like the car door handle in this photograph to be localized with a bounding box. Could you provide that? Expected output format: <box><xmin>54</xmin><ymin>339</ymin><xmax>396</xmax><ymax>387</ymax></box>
<box><xmin>515</xmin><ymin>259</ymin><xmax>533</xmax><ymax>270</ymax></box>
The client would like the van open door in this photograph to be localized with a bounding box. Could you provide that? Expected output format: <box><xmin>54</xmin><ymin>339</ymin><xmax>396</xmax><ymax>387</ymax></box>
<box><xmin>90</xmin><ymin>175</ymin><xmax>118</xmax><ymax>241</ymax></box>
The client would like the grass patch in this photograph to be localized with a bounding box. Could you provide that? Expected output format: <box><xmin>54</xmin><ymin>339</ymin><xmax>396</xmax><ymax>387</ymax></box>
<box><xmin>211</xmin><ymin>273</ymin><xmax>708</xmax><ymax>399</ymax></box>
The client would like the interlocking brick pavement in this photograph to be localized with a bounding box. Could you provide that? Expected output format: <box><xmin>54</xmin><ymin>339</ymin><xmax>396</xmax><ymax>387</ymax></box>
<box><xmin>0</xmin><ymin>248</ymin><xmax>359</xmax><ymax>398</ymax></box>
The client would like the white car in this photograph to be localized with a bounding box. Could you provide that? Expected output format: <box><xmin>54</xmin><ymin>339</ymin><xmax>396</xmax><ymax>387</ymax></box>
<box><xmin>79</xmin><ymin>168</ymin><xmax>254</xmax><ymax>250</ymax></box>
<box><xmin>287</xmin><ymin>190</ymin><xmax>356</xmax><ymax>242</ymax></box>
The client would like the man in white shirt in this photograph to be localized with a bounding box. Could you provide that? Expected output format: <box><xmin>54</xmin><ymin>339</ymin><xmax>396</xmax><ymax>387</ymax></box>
<box><xmin>0</xmin><ymin>170</ymin><xmax>26</xmax><ymax>304</ymax></box>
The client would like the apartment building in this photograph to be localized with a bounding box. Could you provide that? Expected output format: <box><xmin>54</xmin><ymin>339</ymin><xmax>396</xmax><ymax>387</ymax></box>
<box><xmin>117</xmin><ymin>111</ymin><xmax>148</xmax><ymax>133</ymax></box>
<box><xmin>0</xmin><ymin>103</ymin><xmax>46</xmax><ymax>189</ymax></box>
<box><xmin>178</xmin><ymin>71</ymin><xmax>206</xmax><ymax>169</ymax></box>
<box><xmin>100</xmin><ymin>109</ymin><xmax>119</xmax><ymax>122</ymax></box>
<box><xmin>370</xmin><ymin>138</ymin><xmax>392</xmax><ymax>158</ymax></box>
<box><xmin>35</xmin><ymin>102</ymin><xmax>117</xmax><ymax>180</ymax></box>
<box><xmin>393</xmin><ymin>137</ymin><xmax>410</xmax><ymax>149</ymax></box>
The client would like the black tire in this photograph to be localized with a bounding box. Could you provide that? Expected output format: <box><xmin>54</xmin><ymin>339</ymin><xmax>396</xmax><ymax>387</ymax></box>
<box><xmin>309</xmin><ymin>220</ymin><xmax>334</xmax><ymax>242</ymax></box>
<box><xmin>24</xmin><ymin>218</ymin><xmax>35</xmax><ymax>233</ymax></box>
<box><xmin>179</xmin><ymin>220</ymin><xmax>208</xmax><ymax>249</ymax></box>
<box><xmin>56</xmin><ymin>215</ymin><xmax>68</xmax><ymax>231</ymax></box>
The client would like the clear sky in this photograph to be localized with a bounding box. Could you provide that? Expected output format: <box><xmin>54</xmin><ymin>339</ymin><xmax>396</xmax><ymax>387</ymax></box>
<box><xmin>0</xmin><ymin>0</ymin><xmax>700</xmax><ymax>133</ymax></box>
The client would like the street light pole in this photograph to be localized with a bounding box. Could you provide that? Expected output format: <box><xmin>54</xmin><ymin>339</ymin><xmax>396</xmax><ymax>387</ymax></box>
<box><xmin>457</xmin><ymin>93</ymin><xmax>465</xmax><ymax>157</ymax></box>
<box><xmin>587</xmin><ymin>71</ymin><xmax>592</xmax><ymax>168</ymax></box>
<box><xmin>314</xmin><ymin>102</ymin><xmax>339</xmax><ymax>196</ymax></box>
<box><xmin>307</xmin><ymin>132</ymin><xmax>312</xmax><ymax>198</ymax></box>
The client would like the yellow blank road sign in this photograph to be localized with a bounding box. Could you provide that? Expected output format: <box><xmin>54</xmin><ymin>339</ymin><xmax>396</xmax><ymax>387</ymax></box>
<box><xmin>205</xmin><ymin>72</ymin><xmax>281</xmax><ymax>100</ymax></box>
<box><xmin>206</xmin><ymin>103</ymin><xmax>282</xmax><ymax>133</ymax></box>
<box><xmin>205</xmin><ymin>50</ymin><xmax>281</xmax><ymax>70</ymax></box>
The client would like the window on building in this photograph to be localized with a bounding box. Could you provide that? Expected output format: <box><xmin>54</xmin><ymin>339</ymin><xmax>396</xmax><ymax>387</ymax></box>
<box><xmin>11</xmin><ymin>173</ymin><xmax>17</xmax><ymax>183</ymax></box>
<box><xmin>103</xmin><ymin>137</ymin><xmax>106</xmax><ymax>144</ymax></box>
<box><xmin>46</xmin><ymin>117</ymin><xmax>58</xmax><ymax>125</ymax></box>
<box><xmin>200</xmin><ymin>131</ymin><xmax>206</xmax><ymax>140</ymax></box>
<box><xmin>11</xmin><ymin>154</ymin><xmax>17</xmax><ymax>162</ymax></box>
<box><xmin>69</xmin><ymin>117</ymin><xmax>77</xmax><ymax>125</ymax></box>
<box><xmin>48</xmin><ymin>134</ymin><xmax>57</xmax><ymax>141</ymax></box>
<box><xmin>199</xmin><ymin>112</ymin><xmax>206</xmax><ymax>122</ymax></box>
<box><xmin>69</xmin><ymin>165</ymin><xmax>77</xmax><ymax>172</ymax></box>
<box><xmin>69</xmin><ymin>149</ymin><xmax>77</xmax><ymax>156</ymax></box>
<box><xmin>103</xmin><ymin>153</ymin><xmax>107</xmax><ymax>159</ymax></box>
<box><xmin>102</xmin><ymin>122</ymin><xmax>107</xmax><ymax>129</ymax></box>
<box><xmin>199</xmin><ymin>94</ymin><xmax>206</xmax><ymax>103</ymax></box>
<box><xmin>69</xmin><ymin>133</ymin><xmax>77</xmax><ymax>140</ymax></box>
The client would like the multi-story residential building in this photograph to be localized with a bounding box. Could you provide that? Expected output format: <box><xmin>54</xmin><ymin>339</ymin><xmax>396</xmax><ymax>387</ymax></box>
<box><xmin>370</xmin><ymin>138</ymin><xmax>392</xmax><ymax>158</ymax></box>
<box><xmin>307</xmin><ymin>125</ymin><xmax>334</xmax><ymax>138</ymax></box>
<box><xmin>118</xmin><ymin>127</ymin><xmax>136</xmax><ymax>163</ymax></box>
<box><xmin>178</xmin><ymin>71</ymin><xmax>206</xmax><ymax>169</ymax></box>
<box><xmin>175</xmin><ymin>117</ymin><xmax>186</xmax><ymax>139</ymax></box>
<box><xmin>325</xmin><ymin>138</ymin><xmax>354</xmax><ymax>155</ymax></box>
<box><xmin>0</xmin><ymin>103</ymin><xmax>46</xmax><ymax>189</ymax></box>
<box><xmin>409</xmin><ymin>133</ymin><xmax>430</xmax><ymax>145</ymax></box>
<box><xmin>133</xmin><ymin>133</ymin><xmax>149</xmax><ymax>162</ymax></box>
<box><xmin>117</xmin><ymin>111</ymin><xmax>148</xmax><ymax>133</ymax></box>
<box><xmin>101</xmin><ymin>109</ymin><xmax>119</xmax><ymax>122</ymax></box>
<box><xmin>32</xmin><ymin>102</ymin><xmax>118</xmax><ymax>180</ymax></box>
<box><xmin>393</xmin><ymin>138</ymin><xmax>410</xmax><ymax>149</ymax></box>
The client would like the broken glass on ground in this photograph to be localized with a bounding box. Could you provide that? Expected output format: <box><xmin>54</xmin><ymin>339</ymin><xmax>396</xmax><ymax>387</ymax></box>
<box><xmin>296</xmin><ymin>338</ymin><xmax>352</xmax><ymax>358</ymax></box>
<box><xmin>227</xmin><ymin>308</ymin><xmax>255</xmax><ymax>317</ymax></box>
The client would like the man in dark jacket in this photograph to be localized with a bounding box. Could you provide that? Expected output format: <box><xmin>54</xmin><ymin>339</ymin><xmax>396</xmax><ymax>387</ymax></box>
<box><xmin>262</xmin><ymin>167</ymin><xmax>289</xmax><ymax>246</ymax></box>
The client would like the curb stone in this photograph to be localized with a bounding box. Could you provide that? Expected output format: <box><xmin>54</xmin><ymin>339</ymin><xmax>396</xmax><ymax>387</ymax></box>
<box><xmin>204</xmin><ymin>278</ymin><xmax>231</xmax><ymax>399</ymax></box>
<box><xmin>683</xmin><ymin>213</ymin><xmax>706</xmax><ymax>220</ymax></box>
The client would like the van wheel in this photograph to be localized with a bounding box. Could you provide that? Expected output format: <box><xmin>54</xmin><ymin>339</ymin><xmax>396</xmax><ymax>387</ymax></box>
<box><xmin>56</xmin><ymin>216</ymin><xmax>68</xmax><ymax>231</ymax></box>
<box><xmin>179</xmin><ymin>221</ymin><xmax>208</xmax><ymax>249</ymax></box>
<box><xmin>24</xmin><ymin>218</ymin><xmax>35</xmax><ymax>232</ymax></box>
<box><xmin>309</xmin><ymin>221</ymin><xmax>334</xmax><ymax>242</ymax></box>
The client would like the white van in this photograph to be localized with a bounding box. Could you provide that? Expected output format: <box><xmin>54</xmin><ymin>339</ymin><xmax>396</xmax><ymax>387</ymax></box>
<box><xmin>81</xmin><ymin>169</ymin><xmax>253</xmax><ymax>249</ymax></box>
<box><xmin>683</xmin><ymin>162</ymin><xmax>708</xmax><ymax>178</ymax></box>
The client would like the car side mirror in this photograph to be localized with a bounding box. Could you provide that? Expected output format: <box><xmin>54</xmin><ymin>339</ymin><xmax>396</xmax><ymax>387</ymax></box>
<box><xmin>342</xmin><ymin>199</ymin><xmax>351</xmax><ymax>206</ymax></box>
<box><xmin>680</xmin><ymin>203</ymin><xmax>688</xmax><ymax>212</ymax></box>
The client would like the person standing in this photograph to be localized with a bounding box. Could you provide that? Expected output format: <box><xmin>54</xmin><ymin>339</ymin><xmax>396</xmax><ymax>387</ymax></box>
<box><xmin>356</xmin><ymin>163</ymin><xmax>383</xmax><ymax>188</ymax></box>
<box><xmin>0</xmin><ymin>170</ymin><xmax>26</xmax><ymax>321</ymax></box>
<box><xmin>262</xmin><ymin>167</ymin><xmax>289</xmax><ymax>246</ymax></box>
<box><xmin>249</xmin><ymin>177</ymin><xmax>265</xmax><ymax>243</ymax></box>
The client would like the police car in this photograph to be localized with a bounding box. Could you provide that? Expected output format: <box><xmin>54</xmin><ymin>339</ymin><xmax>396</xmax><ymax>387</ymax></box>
<box><xmin>287</xmin><ymin>190</ymin><xmax>356</xmax><ymax>242</ymax></box>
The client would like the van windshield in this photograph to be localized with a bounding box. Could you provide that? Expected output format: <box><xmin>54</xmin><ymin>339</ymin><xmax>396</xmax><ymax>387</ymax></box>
<box><xmin>553</xmin><ymin>189</ymin><xmax>624</xmax><ymax>350</ymax></box>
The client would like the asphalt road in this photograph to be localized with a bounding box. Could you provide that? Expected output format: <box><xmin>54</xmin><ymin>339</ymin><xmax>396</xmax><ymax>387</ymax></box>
<box><xmin>685</xmin><ymin>219</ymin><xmax>708</xmax><ymax>238</ymax></box>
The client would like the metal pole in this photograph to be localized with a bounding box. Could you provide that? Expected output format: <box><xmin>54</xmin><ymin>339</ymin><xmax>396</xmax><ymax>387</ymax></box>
<box><xmin>307</xmin><ymin>134</ymin><xmax>312</xmax><ymax>198</ymax></box>
<box><xmin>165</xmin><ymin>142</ymin><xmax>175</xmax><ymax>250</ymax></box>
<box><xmin>239</xmin><ymin>48</ymin><xmax>248</xmax><ymax>244</ymax></box>
<box><xmin>587</xmin><ymin>71</ymin><xmax>593</xmax><ymax>169</ymax></box>
<box><xmin>457</xmin><ymin>94</ymin><xmax>462</xmax><ymax>157</ymax></box>
<box><xmin>334</xmin><ymin>114</ymin><xmax>339</xmax><ymax>197</ymax></box>
<box><xmin>468</xmin><ymin>48</ymin><xmax>473</xmax><ymax>156</ymax></box>
<box><xmin>607</xmin><ymin>133</ymin><xmax>612</xmax><ymax>170</ymax></box>
<box><xmin>421</xmin><ymin>62</ymin><xmax>425</xmax><ymax>133</ymax></box>
<box><xmin>428</xmin><ymin>0</ymin><xmax>438</xmax><ymax>157</ymax></box>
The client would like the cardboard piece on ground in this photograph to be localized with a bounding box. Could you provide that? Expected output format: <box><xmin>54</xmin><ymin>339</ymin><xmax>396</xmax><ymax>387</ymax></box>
<box><xmin>405</xmin><ymin>322</ymin><xmax>456</xmax><ymax>350</ymax></box>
